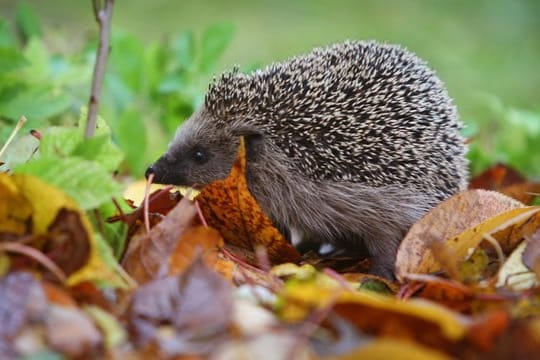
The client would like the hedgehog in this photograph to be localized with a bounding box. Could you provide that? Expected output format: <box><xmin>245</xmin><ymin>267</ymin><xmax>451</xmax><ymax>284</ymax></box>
<box><xmin>146</xmin><ymin>40</ymin><xmax>469</xmax><ymax>279</ymax></box>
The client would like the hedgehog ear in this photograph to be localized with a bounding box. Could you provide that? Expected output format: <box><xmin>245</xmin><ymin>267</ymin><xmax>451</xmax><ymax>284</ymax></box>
<box><xmin>232</xmin><ymin>127</ymin><xmax>265</xmax><ymax>162</ymax></box>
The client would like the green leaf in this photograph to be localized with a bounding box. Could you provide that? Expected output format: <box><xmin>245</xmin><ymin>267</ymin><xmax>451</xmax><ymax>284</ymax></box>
<box><xmin>0</xmin><ymin>87</ymin><xmax>71</xmax><ymax>120</ymax></box>
<box><xmin>0</xmin><ymin>19</ymin><xmax>16</xmax><ymax>47</ymax></box>
<box><xmin>114</xmin><ymin>109</ymin><xmax>147</xmax><ymax>176</ymax></box>
<box><xmin>14</xmin><ymin>157</ymin><xmax>123</xmax><ymax>210</ymax></box>
<box><xmin>199</xmin><ymin>22</ymin><xmax>234</xmax><ymax>73</ymax></box>
<box><xmin>40</xmin><ymin>115</ymin><xmax>123</xmax><ymax>172</ymax></box>
<box><xmin>94</xmin><ymin>200</ymin><xmax>130</xmax><ymax>258</ymax></box>
<box><xmin>15</xmin><ymin>4</ymin><xmax>42</xmax><ymax>43</ymax></box>
<box><xmin>73</xmin><ymin>135</ymin><xmax>124</xmax><ymax>172</ymax></box>
<box><xmin>39</xmin><ymin>127</ymin><xmax>81</xmax><ymax>158</ymax></box>
<box><xmin>173</xmin><ymin>31</ymin><xmax>195</xmax><ymax>69</ymax></box>
<box><xmin>22</xmin><ymin>38</ymin><xmax>50</xmax><ymax>81</ymax></box>
<box><xmin>0</xmin><ymin>47</ymin><xmax>28</xmax><ymax>74</ymax></box>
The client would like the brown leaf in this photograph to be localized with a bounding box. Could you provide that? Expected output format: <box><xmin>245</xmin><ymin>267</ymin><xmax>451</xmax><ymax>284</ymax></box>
<box><xmin>499</xmin><ymin>182</ymin><xmax>540</xmax><ymax>205</ymax></box>
<box><xmin>168</xmin><ymin>225</ymin><xmax>224</xmax><ymax>276</ymax></box>
<box><xmin>396</xmin><ymin>190</ymin><xmax>524</xmax><ymax>281</ymax></box>
<box><xmin>121</xmin><ymin>196</ymin><xmax>197</xmax><ymax>284</ymax></box>
<box><xmin>196</xmin><ymin>138</ymin><xmax>301</xmax><ymax>265</ymax></box>
<box><xmin>130</xmin><ymin>256</ymin><xmax>233</xmax><ymax>357</ymax></box>
<box><xmin>465</xmin><ymin>310</ymin><xmax>509</xmax><ymax>352</ymax></box>
<box><xmin>0</xmin><ymin>272</ymin><xmax>48</xmax><ymax>358</ymax></box>
<box><xmin>399</xmin><ymin>276</ymin><xmax>476</xmax><ymax>312</ymax></box>
<box><xmin>522</xmin><ymin>228</ymin><xmax>540</xmax><ymax>275</ymax></box>
<box><xmin>469</xmin><ymin>164</ymin><xmax>525</xmax><ymax>190</ymax></box>
<box><xmin>45</xmin><ymin>304</ymin><xmax>102</xmax><ymax>357</ymax></box>
<box><xmin>485</xmin><ymin>317</ymin><xmax>540</xmax><ymax>358</ymax></box>
<box><xmin>44</xmin><ymin>208</ymin><xmax>91</xmax><ymax>277</ymax></box>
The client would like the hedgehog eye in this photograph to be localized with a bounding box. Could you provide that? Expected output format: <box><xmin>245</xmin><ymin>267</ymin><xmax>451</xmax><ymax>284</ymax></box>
<box><xmin>191</xmin><ymin>147</ymin><xmax>210</xmax><ymax>164</ymax></box>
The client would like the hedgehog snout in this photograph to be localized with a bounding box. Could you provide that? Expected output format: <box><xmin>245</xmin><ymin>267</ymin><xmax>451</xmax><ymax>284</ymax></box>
<box><xmin>145</xmin><ymin>154</ymin><xmax>173</xmax><ymax>184</ymax></box>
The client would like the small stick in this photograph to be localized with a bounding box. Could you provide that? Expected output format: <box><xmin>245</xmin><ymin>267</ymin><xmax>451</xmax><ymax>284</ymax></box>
<box><xmin>0</xmin><ymin>116</ymin><xmax>27</xmax><ymax>159</ymax></box>
<box><xmin>85</xmin><ymin>0</ymin><xmax>114</xmax><ymax>139</ymax></box>
<box><xmin>144</xmin><ymin>173</ymin><xmax>154</xmax><ymax>233</ymax></box>
<box><xmin>0</xmin><ymin>242</ymin><xmax>67</xmax><ymax>283</ymax></box>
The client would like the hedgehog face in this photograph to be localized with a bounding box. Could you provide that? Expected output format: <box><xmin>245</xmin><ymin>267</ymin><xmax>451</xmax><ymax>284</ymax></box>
<box><xmin>146</xmin><ymin>109</ymin><xmax>240</xmax><ymax>188</ymax></box>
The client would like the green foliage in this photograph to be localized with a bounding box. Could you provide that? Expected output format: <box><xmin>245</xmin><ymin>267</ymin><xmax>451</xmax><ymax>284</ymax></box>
<box><xmin>102</xmin><ymin>22</ymin><xmax>235</xmax><ymax>174</ymax></box>
<box><xmin>0</xmin><ymin>4</ymin><xmax>235</xmax><ymax>178</ymax></box>
<box><xmin>466</xmin><ymin>94</ymin><xmax>540</xmax><ymax>178</ymax></box>
<box><xmin>13</xmin><ymin>111</ymin><xmax>124</xmax><ymax>210</ymax></box>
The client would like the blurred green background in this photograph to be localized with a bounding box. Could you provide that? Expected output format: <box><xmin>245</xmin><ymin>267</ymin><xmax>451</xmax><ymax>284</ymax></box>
<box><xmin>1</xmin><ymin>0</ymin><xmax>539</xmax><ymax>178</ymax></box>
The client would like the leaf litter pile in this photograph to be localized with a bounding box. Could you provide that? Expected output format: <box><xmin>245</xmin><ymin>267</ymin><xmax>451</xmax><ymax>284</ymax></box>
<box><xmin>2</xmin><ymin>140</ymin><xmax>540</xmax><ymax>359</ymax></box>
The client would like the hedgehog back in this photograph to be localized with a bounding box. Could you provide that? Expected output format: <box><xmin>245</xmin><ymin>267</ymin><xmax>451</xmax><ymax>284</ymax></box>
<box><xmin>205</xmin><ymin>41</ymin><xmax>468</xmax><ymax>200</ymax></box>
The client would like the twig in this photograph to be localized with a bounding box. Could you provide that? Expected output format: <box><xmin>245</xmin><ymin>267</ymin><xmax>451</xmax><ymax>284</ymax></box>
<box><xmin>0</xmin><ymin>116</ymin><xmax>27</xmax><ymax>159</ymax></box>
<box><xmin>85</xmin><ymin>0</ymin><xmax>114</xmax><ymax>139</ymax></box>
<box><xmin>144</xmin><ymin>173</ymin><xmax>154</xmax><ymax>233</ymax></box>
<box><xmin>0</xmin><ymin>242</ymin><xmax>67</xmax><ymax>283</ymax></box>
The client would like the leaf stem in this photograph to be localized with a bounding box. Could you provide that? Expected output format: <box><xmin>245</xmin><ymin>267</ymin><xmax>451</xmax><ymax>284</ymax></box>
<box><xmin>85</xmin><ymin>0</ymin><xmax>114</xmax><ymax>139</ymax></box>
<box><xmin>0</xmin><ymin>116</ymin><xmax>27</xmax><ymax>159</ymax></box>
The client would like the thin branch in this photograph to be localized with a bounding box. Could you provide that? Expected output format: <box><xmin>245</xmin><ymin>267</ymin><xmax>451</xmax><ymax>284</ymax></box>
<box><xmin>0</xmin><ymin>116</ymin><xmax>26</xmax><ymax>159</ymax></box>
<box><xmin>85</xmin><ymin>0</ymin><xmax>114</xmax><ymax>139</ymax></box>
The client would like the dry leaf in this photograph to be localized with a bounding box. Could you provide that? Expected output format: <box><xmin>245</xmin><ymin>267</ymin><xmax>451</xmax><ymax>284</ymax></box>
<box><xmin>130</xmin><ymin>256</ymin><xmax>233</xmax><ymax>357</ymax></box>
<box><xmin>168</xmin><ymin>225</ymin><xmax>224</xmax><ymax>276</ymax></box>
<box><xmin>122</xmin><ymin>196</ymin><xmax>197</xmax><ymax>284</ymax></box>
<box><xmin>0</xmin><ymin>272</ymin><xmax>47</xmax><ymax>358</ymax></box>
<box><xmin>196</xmin><ymin>138</ymin><xmax>301</xmax><ymax>264</ymax></box>
<box><xmin>331</xmin><ymin>338</ymin><xmax>452</xmax><ymax>360</ymax></box>
<box><xmin>396</xmin><ymin>190</ymin><xmax>525</xmax><ymax>281</ymax></box>
<box><xmin>522</xmin><ymin>228</ymin><xmax>540</xmax><ymax>275</ymax></box>
<box><xmin>496</xmin><ymin>240</ymin><xmax>538</xmax><ymax>290</ymax></box>
<box><xmin>0</xmin><ymin>174</ymin><xmax>33</xmax><ymax>235</ymax></box>
<box><xmin>469</xmin><ymin>164</ymin><xmax>540</xmax><ymax>204</ymax></box>
<box><xmin>1</xmin><ymin>174</ymin><xmax>126</xmax><ymax>286</ymax></box>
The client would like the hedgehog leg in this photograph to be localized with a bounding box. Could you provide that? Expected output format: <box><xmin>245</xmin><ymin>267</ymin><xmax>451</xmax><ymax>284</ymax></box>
<box><xmin>362</xmin><ymin>229</ymin><xmax>403</xmax><ymax>280</ymax></box>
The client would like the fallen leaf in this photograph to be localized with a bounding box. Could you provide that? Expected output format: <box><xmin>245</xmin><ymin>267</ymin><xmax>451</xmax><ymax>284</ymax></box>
<box><xmin>484</xmin><ymin>317</ymin><xmax>540</xmax><ymax>358</ymax></box>
<box><xmin>196</xmin><ymin>138</ymin><xmax>301</xmax><ymax>264</ymax></box>
<box><xmin>85</xmin><ymin>305</ymin><xmax>127</xmax><ymax>349</ymax></box>
<box><xmin>522</xmin><ymin>228</ymin><xmax>540</xmax><ymax>275</ymax></box>
<box><xmin>0</xmin><ymin>272</ymin><xmax>47</xmax><ymax>359</ymax></box>
<box><xmin>2</xmin><ymin>174</ymin><xmax>127</xmax><ymax>286</ymax></box>
<box><xmin>496</xmin><ymin>240</ymin><xmax>538</xmax><ymax>290</ymax></box>
<box><xmin>276</xmin><ymin>271</ymin><xmax>472</xmax><ymax>352</ymax></box>
<box><xmin>396</xmin><ymin>190</ymin><xmax>525</xmax><ymax>281</ymax></box>
<box><xmin>45</xmin><ymin>304</ymin><xmax>102</xmax><ymax>357</ymax></box>
<box><xmin>121</xmin><ymin>195</ymin><xmax>197</xmax><ymax>284</ymax></box>
<box><xmin>43</xmin><ymin>208</ymin><xmax>91</xmax><ymax>277</ymax></box>
<box><xmin>469</xmin><ymin>164</ymin><xmax>540</xmax><ymax>205</ymax></box>
<box><xmin>469</xmin><ymin>164</ymin><xmax>524</xmax><ymax>190</ymax></box>
<box><xmin>331</xmin><ymin>338</ymin><xmax>452</xmax><ymax>360</ymax></box>
<box><xmin>130</xmin><ymin>256</ymin><xmax>233</xmax><ymax>357</ymax></box>
<box><xmin>0</xmin><ymin>174</ymin><xmax>33</xmax><ymax>235</ymax></box>
<box><xmin>168</xmin><ymin>225</ymin><xmax>224</xmax><ymax>276</ymax></box>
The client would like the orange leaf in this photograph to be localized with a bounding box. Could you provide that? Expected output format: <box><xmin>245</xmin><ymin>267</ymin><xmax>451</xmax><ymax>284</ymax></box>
<box><xmin>121</xmin><ymin>196</ymin><xmax>197</xmax><ymax>284</ymax></box>
<box><xmin>168</xmin><ymin>226</ymin><xmax>224</xmax><ymax>276</ymax></box>
<box><xmin>196</xmin><ymin>138</ymin><xmax>301</xmax><ymax>264</ymax></box>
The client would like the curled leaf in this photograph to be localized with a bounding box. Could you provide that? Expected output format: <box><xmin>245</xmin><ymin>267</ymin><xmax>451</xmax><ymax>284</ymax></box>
<box><xmin>196</xmin><ymin>138</ymin><xmax>301</xmax><ymax>264</ymax></box>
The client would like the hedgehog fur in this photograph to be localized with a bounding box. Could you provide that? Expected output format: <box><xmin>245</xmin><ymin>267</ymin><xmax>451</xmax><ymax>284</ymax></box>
<box><xmin>147</xmin><ymin>40</ymin><xmax>469</xmax><ymax>279</ymax></box>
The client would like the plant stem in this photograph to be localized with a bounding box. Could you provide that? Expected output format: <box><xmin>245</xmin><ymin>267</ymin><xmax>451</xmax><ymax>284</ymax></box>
<box><xmin>85</xmin><ymin>0</ymin><xmax>114</xmax><ymax>139</ymax></box>
<box><xmin>0</xmin><ymin>116</ymin><xmax>27</xmax><ymax>159</ymax></box>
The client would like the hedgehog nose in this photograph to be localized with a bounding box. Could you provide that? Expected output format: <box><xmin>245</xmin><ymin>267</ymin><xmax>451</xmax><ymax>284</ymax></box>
<box><xmin>145</xmin><ymin>165</ymin><xmax>155</xmax><ymax>180</ymax></box>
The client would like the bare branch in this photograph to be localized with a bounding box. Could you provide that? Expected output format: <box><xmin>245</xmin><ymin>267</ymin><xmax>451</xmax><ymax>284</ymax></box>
<box><xmin>85</xmin><ymin>0</ymin><xmax>114</xmax><ymax>139</ymax></box>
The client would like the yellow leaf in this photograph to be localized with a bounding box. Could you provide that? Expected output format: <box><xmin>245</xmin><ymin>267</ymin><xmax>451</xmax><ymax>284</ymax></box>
<box><xmin>331</xmin><ymin>338</ymin><xmax>452</xmax><ymax>360</ymax></box>
<box><xmin>6</xmin><ymin>174</ymin><xmax>128</xmax><ymax>287</ymax></box>
<box><xmin>277</xmin><ymin>271</ymin><xmax>468</xmax><ymax>341</ymax></box>
<box><xmin>396</xmin><ymin>189</ymin><xmax>539</xmax><ymax>281</ymax></box>
<box><xmin>0</xmin><ymin>174</ymin><xmax>33</xmax><ymax>234</ymax></box>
